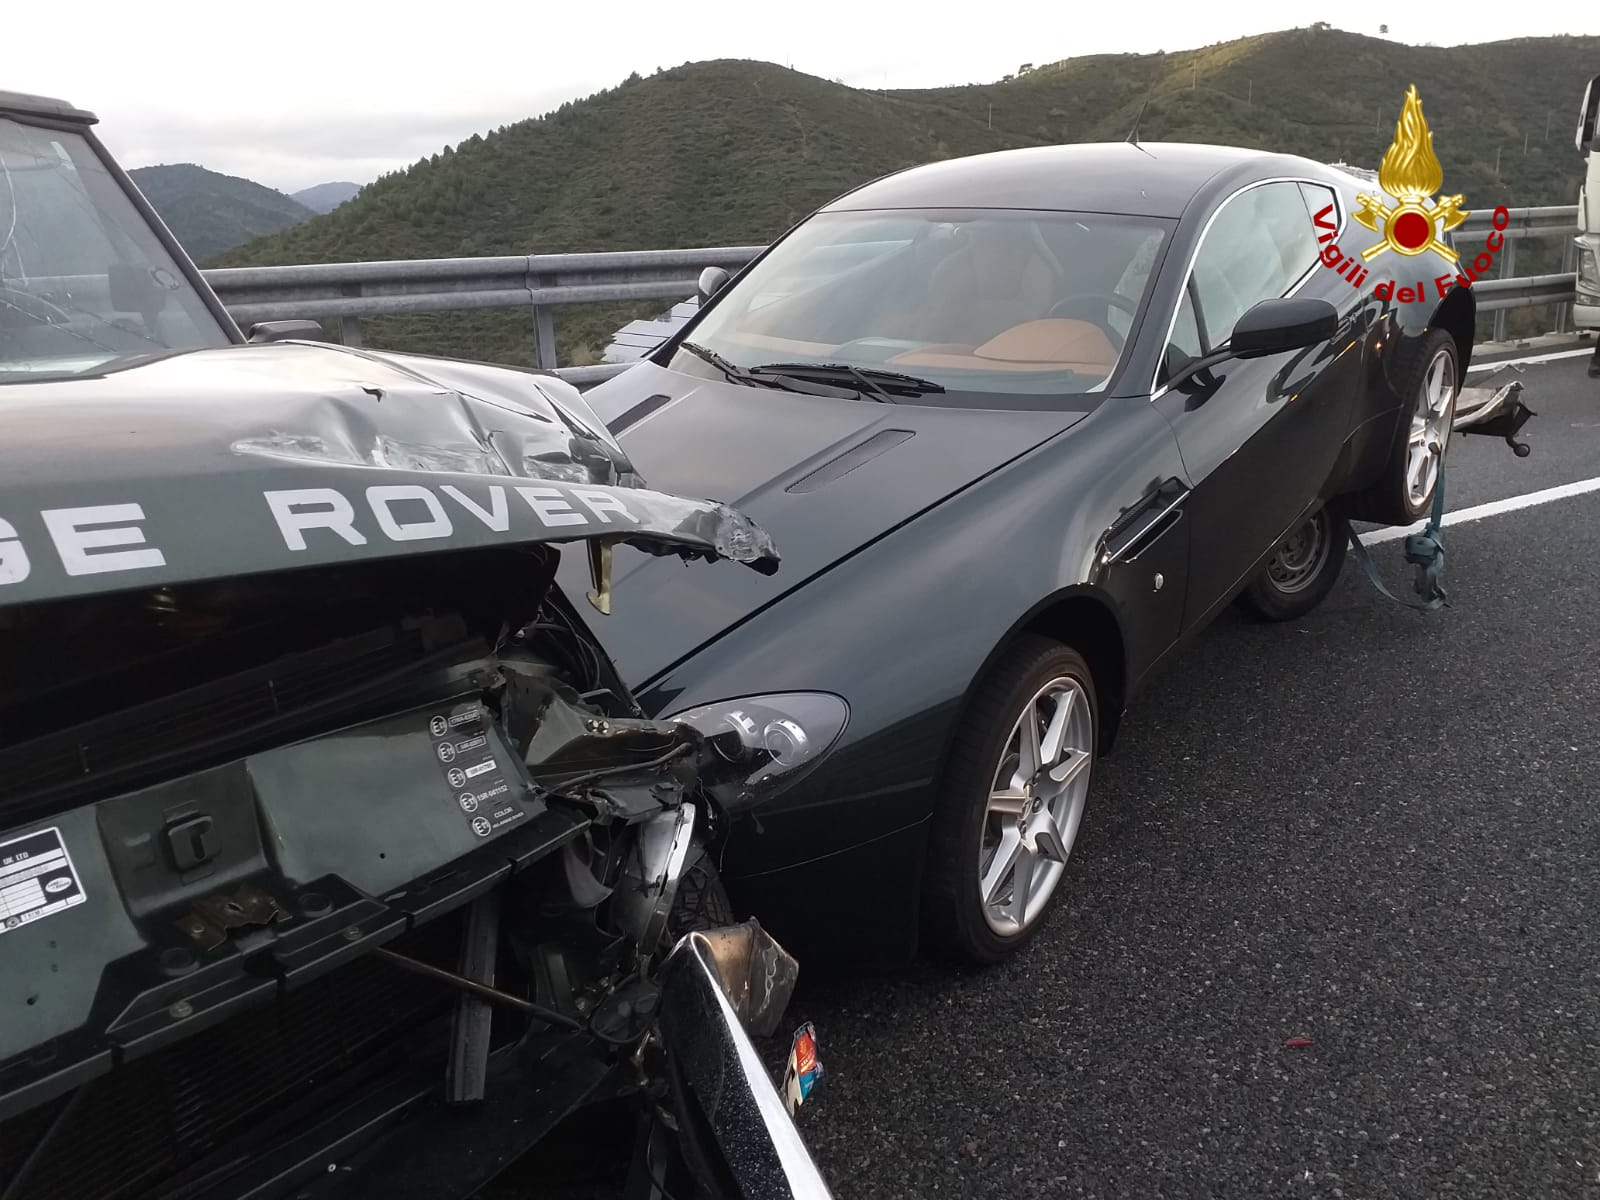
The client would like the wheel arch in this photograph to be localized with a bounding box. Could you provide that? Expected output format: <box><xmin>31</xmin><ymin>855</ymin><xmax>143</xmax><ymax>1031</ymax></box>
<box><xmin>1378</xmin><ymin>280</ymin><xmax>1476</xmax><ymax>406</ymax></box>
<box><xmin>1432</xmin><ymin>280</ymin><xmax>1476</xmax><ymax>372</ymax></box>
<box><xmin>944</xmin><ymin>585</ymin><xmax>1130</xmax><ymax>767</ymax></box>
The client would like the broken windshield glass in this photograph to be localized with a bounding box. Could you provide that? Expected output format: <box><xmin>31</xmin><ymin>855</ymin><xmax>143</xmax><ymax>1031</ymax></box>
<box><xmin>0</xmin><ymin>117</ymin><xmax>229</xmax><ymax>381</ymax></box>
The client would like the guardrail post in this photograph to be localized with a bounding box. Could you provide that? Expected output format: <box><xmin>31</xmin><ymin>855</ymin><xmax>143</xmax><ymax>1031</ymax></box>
<box><xmin>1494</xmin><ymin>237</ymin><xmax>1515</xmax><ymax>343</ymax></box>
<box><xmin>340</xmin><ymin>282</ymin><xmax>364</xmax><ymax>347</ymax></box>
<box><xmin>533</xmin><ymin>303</ymin><xmax>557</xmax><ymax>370</ymax></box>
<box><xmin>525</xmin><ymin>255</ymin><xmax>558</xmax><ymax>370</ymax></box>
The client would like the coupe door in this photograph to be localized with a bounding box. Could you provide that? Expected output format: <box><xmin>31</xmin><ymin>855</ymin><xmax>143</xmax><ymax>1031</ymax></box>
<box><xmin>1152</xmin><ymin>179</ymin><xmax>1365</xmax><ymax>631</ymax></box>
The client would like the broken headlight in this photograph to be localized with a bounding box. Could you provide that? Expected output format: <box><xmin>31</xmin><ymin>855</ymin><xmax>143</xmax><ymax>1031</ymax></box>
<box><xmin>668</xmin><ymin>692</ymin><xmax>848</xmax><ymax>807</ymax></box>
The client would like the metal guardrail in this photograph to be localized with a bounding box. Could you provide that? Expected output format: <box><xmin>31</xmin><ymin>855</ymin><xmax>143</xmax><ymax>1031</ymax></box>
<box><xmin>1443</xmin><ymin>206</ymin><xmax>1580</xmax><ymax>340</ymax></box>
<box><xmin>204</xmin><ymin>247</ymin><xmax>763</xmax><ymax>375</ymax></box>
<box><xmin>1451</xmin><ymin>205</ymin><xmax>1577</xmax><ymax>239</ymax></box>
<box><xmin>199</xmin><ymin>206</ymin><xmax>1584</xmax><ymax>388</ymax></box>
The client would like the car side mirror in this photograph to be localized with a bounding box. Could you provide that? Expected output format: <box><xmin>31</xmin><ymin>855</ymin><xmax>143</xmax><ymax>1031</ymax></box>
<box><xmin>1163</xmin><ymin>297</ymin><xmax>1339</xmax><ymax>392</ymax></box>
<box><xmin>247</xmin><ymin>320</ymin><xmax>325</xmax><ymax>344</ymax></box>
<box><xmin>1229</xmin><ymin>297</ymin><xmax>1340</xmax><ymax>359</ymax></box>
<box><xmin>697</xmin><ymin>266</ymin><xmax>730</xmax><ymax>306</ymax></box>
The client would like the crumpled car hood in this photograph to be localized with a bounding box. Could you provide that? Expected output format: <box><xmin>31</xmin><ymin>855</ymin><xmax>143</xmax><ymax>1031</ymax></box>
<box><xmin>0</xmin><ymin>342</ymin><xmax>778</xmax><ymax>608</ymax></box>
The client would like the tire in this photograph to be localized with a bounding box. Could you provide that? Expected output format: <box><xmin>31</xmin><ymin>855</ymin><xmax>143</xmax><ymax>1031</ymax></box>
<box><xmin>1342</xmin><ymin>328</ymin><xmax>1460</xmax><ymax>525</ymax></box>
<box><xmin>923</xmin><ymin>635</ymin><xmax>1098</xmax><ymax>965</ymax></box>
<box><xmin>1237</xmin><ymin>506</ymin><xmax>1349</xmax><ymax>622</ymax></box>
<box><xmin>667</xmin><ymin>842</ymin><xmax>735</xmax><ymax>941</ymax></box>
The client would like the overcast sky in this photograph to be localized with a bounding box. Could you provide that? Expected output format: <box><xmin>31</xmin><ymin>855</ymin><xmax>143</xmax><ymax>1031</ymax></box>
<box><xmin>11</xmin><ymin>2</ymin><xmax>1599</xmax><ymax>194</ymax></box>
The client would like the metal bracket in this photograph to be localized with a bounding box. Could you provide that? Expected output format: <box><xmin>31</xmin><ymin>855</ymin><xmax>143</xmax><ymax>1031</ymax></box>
<box><xmin>613</xmin><ymin>803</ymin><xmax>696</xmax><ymax>954</ymax></box>
<box><xmin>587</xmin><ymin>539</ymin><xmax>614</xmax><ymax>616</ymax></box>
<box><xmin>176</xmin><ymin>883</ymin><xmax>290</xmax><ymax>951</ymax></box>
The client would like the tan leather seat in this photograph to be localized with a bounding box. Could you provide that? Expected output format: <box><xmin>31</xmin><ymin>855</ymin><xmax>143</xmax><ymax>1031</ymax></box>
<box><xmin>889</xmin><ymin>318</ymin><xmax>1118</xmax><ymax>377</ymax></box>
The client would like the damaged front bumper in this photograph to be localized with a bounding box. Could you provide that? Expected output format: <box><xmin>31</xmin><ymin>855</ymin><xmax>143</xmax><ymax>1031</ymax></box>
<box><xmin>648</xmin><ymin>923</ymin><xmax>832</xmax><ymax>1199</ymax></box>
<box><xmin>263</xmin><ymin>921</ymin><xmax>836</xmax><ymax>1200</ymax></box>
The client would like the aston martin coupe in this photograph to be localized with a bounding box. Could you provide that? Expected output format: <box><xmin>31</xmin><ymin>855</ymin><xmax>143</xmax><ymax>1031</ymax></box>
<box><xmin>564</xmin><ymin>142</ymin><xmax>1475</xmax><ymax>965</ymax></box>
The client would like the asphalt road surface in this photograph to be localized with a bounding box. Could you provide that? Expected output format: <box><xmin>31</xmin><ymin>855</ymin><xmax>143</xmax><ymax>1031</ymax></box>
<box><xmin>784</xmin><ymin>345</ymin><xmax>1600</xmax><ymax>1200</ymax></box>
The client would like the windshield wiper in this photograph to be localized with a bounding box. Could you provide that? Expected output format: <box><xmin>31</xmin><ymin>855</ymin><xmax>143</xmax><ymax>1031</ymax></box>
<box><xmin>767</xmin><ymin>361</ymin><xmax>894</xmax><ymax>403</ymax></box>
<box><xmin>680</xmin><ymin>341</ymin><xmax>758</xmax><ymax>384</ymax></box>
<box><xmin>678</xmin><ymin>342</ymin><xmax>859</xmax><ymax>398</ymax></box>
<box><xmin>747</xmin><ymin>362</ymin><xmax>946</xmax><ymax>397</ymax></box>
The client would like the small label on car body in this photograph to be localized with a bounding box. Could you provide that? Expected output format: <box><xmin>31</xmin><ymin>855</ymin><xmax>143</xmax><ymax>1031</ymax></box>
<box><xmin>0</xmin><ymin>826</ymin><xmax>86</xmax><ymax>937</ymax></box>
<box><xmin>427</xmin><ymin>703</ymin><xmax>527</xmax><ymax>839</ymax></box>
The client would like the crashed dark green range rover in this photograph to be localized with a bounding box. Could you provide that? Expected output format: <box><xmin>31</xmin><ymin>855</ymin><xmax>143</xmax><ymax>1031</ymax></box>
<box><xmin>0</xmin><ymin>90</ymin><xmax>830</xmax><ymax>1200</ymax></box>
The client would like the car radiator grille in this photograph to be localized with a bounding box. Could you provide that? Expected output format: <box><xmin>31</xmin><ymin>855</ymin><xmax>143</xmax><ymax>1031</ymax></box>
<box><xmin>0</xmin><ymin>621</ymin><xmax>462</xmax><ymax>835</ymax></box>
<box><xmin>0</xmin><ymin>919</ymin><xmax>462</xmax><ymax>1200</ymax></box>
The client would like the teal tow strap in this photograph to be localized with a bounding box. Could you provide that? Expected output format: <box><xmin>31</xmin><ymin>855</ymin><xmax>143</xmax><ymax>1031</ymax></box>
<box><xmin>1347</xmin><ymin>464</ymin><xmax>1449</xmax><ymax>612</ymax></box>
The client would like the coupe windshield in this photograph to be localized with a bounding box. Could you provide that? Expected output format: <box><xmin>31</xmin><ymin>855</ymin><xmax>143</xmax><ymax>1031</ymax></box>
<box><xmin>0</xmin><ymin>117</ymin><xmax>228</xmax><ymax>382</ymax></box>
<box><xmin>675</xmin><ymin>208</ymin><xmax>1173</xmax><ymax>404</ymax></box>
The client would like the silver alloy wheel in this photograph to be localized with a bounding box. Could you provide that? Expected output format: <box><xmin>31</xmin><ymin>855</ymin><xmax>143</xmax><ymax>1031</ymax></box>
<box><xmin>1407</xmin><ymin>348</ymin><xmax>1456</xmax><ymax>509</ymax></box>
<box><xmin>978</xmin><ymin>676</ymin><xmax>1093</xmax><ymax>936</ymax></box>
<box><xmin>1265</xmin><ymin>510</ymin><xmax>1332</xmax><ymax>595</ymax></box>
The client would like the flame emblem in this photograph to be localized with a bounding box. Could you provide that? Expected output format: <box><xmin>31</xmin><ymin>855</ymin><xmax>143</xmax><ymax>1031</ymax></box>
<box><xmin>1353</xmin><ymin>85</ymin><xmax>1469</xmax><ymax>264</ymax></box>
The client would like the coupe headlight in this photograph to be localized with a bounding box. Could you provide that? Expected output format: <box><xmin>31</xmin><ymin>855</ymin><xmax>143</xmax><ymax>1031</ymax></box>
<box><xmin>668</xmin><ymin>692</ymin><xmax>849</xmax><ymax>806</ymax></box>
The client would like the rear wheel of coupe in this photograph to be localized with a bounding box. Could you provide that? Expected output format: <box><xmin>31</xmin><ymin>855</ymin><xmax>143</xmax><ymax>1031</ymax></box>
<box><xmin>925</xmin><ymin>636</ymin><xmax>1097</xmax><ymax>965</ymax></box>
<box><xmin>1343</xmin><ymin>329</ymin><xmax>1460</xmax><ymax>525</ymax></box>
<box><xmin>1237</xmin><ymin>506</ymin><xmax>1349</xmax><ymax>622</ymax></box>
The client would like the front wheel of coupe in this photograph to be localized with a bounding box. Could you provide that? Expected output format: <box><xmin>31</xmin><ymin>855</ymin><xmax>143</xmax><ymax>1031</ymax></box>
<box><xmin>924</xmin><ymin>635</ymin><xmax>1098</xmax><ymax>965</ymax></box>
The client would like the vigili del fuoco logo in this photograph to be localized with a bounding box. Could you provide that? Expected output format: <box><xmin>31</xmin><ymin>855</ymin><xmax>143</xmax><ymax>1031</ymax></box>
<box><xmin>1315</xmin><ymin>84</ymin><xmax>1509</xmax><ymax>303</ymax></box>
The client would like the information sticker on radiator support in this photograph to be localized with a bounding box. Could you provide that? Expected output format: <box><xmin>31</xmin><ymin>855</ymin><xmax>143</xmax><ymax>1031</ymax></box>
<box><xmin>426</xmin><ymin>702</ymin><xmax>528</xmax><ymax>840</ymax></box>
<box><xmin>0</xmin><ymin>826</ymin><xmax>86</xmax><ymax>937</ymax></box>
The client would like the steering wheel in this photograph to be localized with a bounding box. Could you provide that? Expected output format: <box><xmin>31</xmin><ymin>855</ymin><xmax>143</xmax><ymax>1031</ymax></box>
<box><xmin>1046</xmin><ymin>292</ymin><xmax>1138</xmax><ymax>351</ymax></box>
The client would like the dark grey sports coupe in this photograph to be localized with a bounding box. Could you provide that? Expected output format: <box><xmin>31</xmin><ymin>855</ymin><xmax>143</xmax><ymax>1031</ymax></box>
<box><xmin>569</xmin><ymin>141</ymin><xmax>1488</xmax><ymax>967</ymax></box>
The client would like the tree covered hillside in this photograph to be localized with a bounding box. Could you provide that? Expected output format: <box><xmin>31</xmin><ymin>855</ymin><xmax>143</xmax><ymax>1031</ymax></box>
<box><xmin>214</xmin><ymin>28</ymin><xmax>1600</xmax><ymax>366</ymax></box>
<box><xmin>130</xmin><ymin>164</ymin><xmax>315</xmax><ymax>260</ymax></box>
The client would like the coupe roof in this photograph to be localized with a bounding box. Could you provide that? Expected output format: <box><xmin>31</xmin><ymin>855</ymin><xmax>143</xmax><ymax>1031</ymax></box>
<box><xmin>822</xmin><ymin>142</ymin><xmax>1285</xmax><ymax>220</ymax></box>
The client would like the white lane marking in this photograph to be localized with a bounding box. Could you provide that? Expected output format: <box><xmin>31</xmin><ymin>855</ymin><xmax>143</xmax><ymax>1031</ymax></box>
<box><xmin>1358</xmin><ymin>476</ymin><xmax>1600</xmax><ymax>545</ymax></box>
<box><xmin>1469</xmin><ymin>347</ymin><xmax>1591</xmax><ymax>372</ymax></box>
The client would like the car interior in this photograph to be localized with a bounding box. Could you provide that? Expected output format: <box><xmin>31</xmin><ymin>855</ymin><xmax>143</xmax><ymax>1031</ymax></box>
<box><xmin>713</xmin><ymin>211</ymin><xmax>1171</xmax><ymax>393</ymax></box>
<box><xmin>0</xmin><ymin>119</ymin><xmax>224</xmax><ymax>376</ymax></box>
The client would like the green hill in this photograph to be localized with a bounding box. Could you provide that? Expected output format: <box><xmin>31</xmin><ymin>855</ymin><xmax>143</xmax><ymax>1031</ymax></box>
<box><xmin>213</xmin><ymin>27</ymin><xmax>1600</xmax><ymax>365</ymax></box>
<box><xmin>131</xmin><ymin>164</ymin><xmax>315</xmax><ymax>260</ymax></box>
<box><xmin>292</xmin><ymin>181</ymin><xmax>362</xmax><ymax>213</ymax></box>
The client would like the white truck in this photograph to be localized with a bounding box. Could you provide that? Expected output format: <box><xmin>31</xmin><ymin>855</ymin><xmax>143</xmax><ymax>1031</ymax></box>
<box><xmin>1573</xmin><ymin>75</ymin><xmax>1600</xmax><ymax>372</ymax></box>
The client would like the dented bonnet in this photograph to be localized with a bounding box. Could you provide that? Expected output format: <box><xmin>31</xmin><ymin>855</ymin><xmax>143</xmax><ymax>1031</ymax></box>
<box><xmin>0</xmin><ymin>341</ymin><xmax>779</xmax><ymax>608</ymax></box>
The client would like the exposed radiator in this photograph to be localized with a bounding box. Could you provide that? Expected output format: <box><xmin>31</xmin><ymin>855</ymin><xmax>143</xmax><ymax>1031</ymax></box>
<box><xmin>0</xmin><ymin>918</ymin><xmax>464</xmax><ymax>1200</ymax></box>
